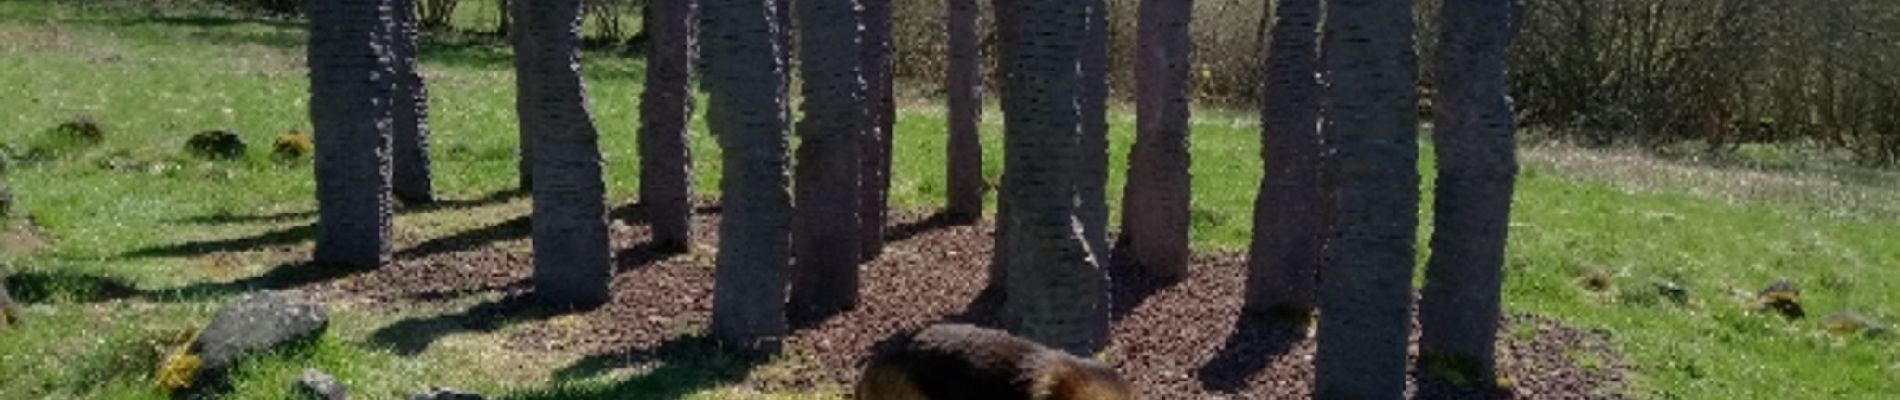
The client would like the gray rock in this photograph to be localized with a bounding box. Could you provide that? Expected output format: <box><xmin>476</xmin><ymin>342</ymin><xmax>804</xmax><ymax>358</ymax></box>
<box><xmin>411</xmin><ymin>387</ymin><xmax>484</xmax><ymax>400</ymax></box>
<box><xmin>193</xmin><ymin>291</ymin><xmax>328</xmax><ymax>372</ymax></box>
<box><xmin>296</xmin><ymin>368</ymin><xmax>348</xmax><ymax>400</ymax></box>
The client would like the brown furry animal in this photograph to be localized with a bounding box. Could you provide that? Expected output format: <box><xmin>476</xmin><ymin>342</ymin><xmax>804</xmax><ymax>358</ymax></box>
<box><xmin>0</xmin><ymin>267</ymin><xmax>20</xmax><ymax>329</ymax></box>
<box><xmin>856</xmin><ymin>324</ymin><xmax>1139</xmax><ymax>400</ymax></box>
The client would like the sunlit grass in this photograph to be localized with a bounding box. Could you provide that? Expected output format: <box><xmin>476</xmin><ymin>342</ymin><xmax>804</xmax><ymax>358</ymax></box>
<box><xmin>2</xmin><ymin>1</ymin><xmax>1896</xmax><ymax>398</ymax></box>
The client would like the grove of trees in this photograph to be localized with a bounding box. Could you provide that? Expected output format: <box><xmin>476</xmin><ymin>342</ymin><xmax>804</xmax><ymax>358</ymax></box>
<box><xmin>293</xmin><ymin>0</ymin><xmax>1900</xmax><ymax>396</ymax></box>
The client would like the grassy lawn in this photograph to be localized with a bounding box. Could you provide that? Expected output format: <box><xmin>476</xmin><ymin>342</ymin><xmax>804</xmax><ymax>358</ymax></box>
<box><xmin>2</xmin><ymin>1</ymin><xmax>1895</xmax><ymax>398</ymax></box>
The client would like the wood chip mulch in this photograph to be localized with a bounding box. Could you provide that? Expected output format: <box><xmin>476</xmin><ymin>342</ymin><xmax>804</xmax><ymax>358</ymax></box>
<box><xmin>305</xmin><ymin>205</ymin><xmax>1630</xmax><ymax>399</ymax></box>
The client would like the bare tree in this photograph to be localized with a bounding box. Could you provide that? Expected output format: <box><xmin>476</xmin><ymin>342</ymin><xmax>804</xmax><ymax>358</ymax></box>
<box><xmin>704</xmin><ymin>0</ymin><xmax>795</xmax><ymax>350</ymax></box>
<box><xmin>1121</xmin><ymin>0</ymin><xmax>1194</xmax><ymax>279</ymax></box>
<box><xmin>998</xmin><ymin>0</ymin><xmax>1109</xmax><ymax>357</ymax></box>
<box><xmin>309</xmin><ymin>0</ymin><xmax>395</xmax><ymax>269</ymax></box>
<box><xmin>790</xmin><ymin>0</ymin><xmax>869</xmax><ymax>321</ymax></box>
<box><xmin>1245</xmin><ymin>0</ymin><xmax>1327</xmax><ymax>318</ymax></box>
<box><xmin>1417</xmin><ymin>0</ymin><xmax>1525</xmax><ymax>388</ymax></box>
<box><xmin>517</xmin><ymin>0</ymin><xmax>614</xmax><ymax>308</ymax></box>
<box><xmin>859</xmin><ymin>0</ymin><xmax>895</xmax><ymax>260</ymax></box>
<box><xmin>1311</xmin><ymin>0</ymin><xmax>1423</xmax><ymax>396</ymax></box>
<box><xmin>639</xmin><ymin>0</ymin><xmax>698</xmax><ymax>253</ymax></box>
<box><xmin>945</xmin><ymin>0</ymin><xmax>984</xmax><ymax>223</ymax></box>
<box><xmin>390</xmin><ymin>0</ymin><xmax>434</xmax><ymax>204</ymax></box>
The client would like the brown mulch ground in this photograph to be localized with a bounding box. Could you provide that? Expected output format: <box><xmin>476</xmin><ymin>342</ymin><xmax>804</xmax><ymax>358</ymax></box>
<box><xmin>306</xmin><ymin>205</ymin><xmax>1630</xmax><ymax>399</ymax></box>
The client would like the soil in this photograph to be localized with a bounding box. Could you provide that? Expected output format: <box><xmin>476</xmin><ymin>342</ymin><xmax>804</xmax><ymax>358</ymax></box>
<box><xmin>306</xmin><ymin>206</ymin><xmax>1630</xmax><ymax>399</ymax></box>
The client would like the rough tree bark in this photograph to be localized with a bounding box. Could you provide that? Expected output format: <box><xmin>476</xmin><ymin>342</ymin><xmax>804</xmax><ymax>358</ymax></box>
<box><xmin>858</xmin><ymin>0</ymin><xmax>895</xmax><ymax>261</ymax></box>
<box><xmin>999</xmin><ymin>0</ymin><xmax>1109</xmax><ymax>357</ymax></box>
<box><xmin>945</xmin><ymin>0</ymin><xmax>984</xmax><ymax>223</ymax></box>
<box><xmin>1417</xmin><ymin>0</ymin><xmax>1525</xmax><ymax>387</ymax></box>
<box><xmin>703</xmin><ymin>0</ymin><xmax>794</xmax><ymax>351</ymax></box>
<box><xmin>1077</xmin><ymin>0</ymin><xmax>1111</xmax><ymax>266</ymax></box>
<box><xmin>1245</xmin><ymin>0</ymin><xmax>1328</xmax><ymax>318</ymax></box>
<box><xmin>639</xmin><ymin>0</ymin><xmax>698</xmax><ymax>253</ymax></box>
<box><xmin>789</xmin><ymin>0</ymin><xmax>868</xmax><ymax>321</ymax></box>
<box><xmin>1122</xmin><ymin>0</ymin><xmax>1194</xmax><ymax>279</ymax></box>
<box><xmin>309</xmin><ymin>0</ymin><xmax>395</xmax><ymax>269</ymax></box>
<box><xmin>390</xmin><ymin>0</ymin><xmax>434</xmax><ymax>204</ymax></box>
<box><xmin>511</xmin><ymin>0</ymin><xmax>533</xmax><ymax>191</ymax></box>
<box><xmin>518</xmin><ymin>0</ymin><xmax>613</xmax><ymax>309</ymax></box>
<box><xmin>1311</xmin><ymin>0</ymin><xmax>1423</xmax><ymax>397</ymax></box>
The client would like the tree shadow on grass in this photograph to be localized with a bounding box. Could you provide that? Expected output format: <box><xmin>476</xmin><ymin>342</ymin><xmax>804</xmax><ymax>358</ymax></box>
<box><xmin>368</xmin><ymin>293</ymin><xmax>577</xmax><ymax>356</ymax></box>
<box><xmin>609</xmin><ymin>201</ymin><xmax>726</xmax><ymax>225</ymax></box>
<box><xmin>522</xmin><ymin>335</ymin><xmax>769</xmax><ymax>399</ymax></box>
<box><xmin>2</xmin><ymin>269</ymin><xmax>142</xmax><ymax>303</ymax></box>
<box><xmin>178</xmin><ymin>190</ymin><xmax>524</xmax><ymax>226</ymax></box>
<box><xmin>143</xmin><ymin>260</ymin><xmax>369</xmax><ymax>302</ymax></box>
<box><xmin>146</xmin><ymin>190</ymin><xmax>531</xmax><ymax>260</ymax></box>
<box><xmin>1194</xmin><ymin>312</ymin><xmax>1309</xmax><ymax>393</ymax></box>
<box><xmin>179</xmin><ymin>210</ymin><xmax>316</xmax><ymax>225</ymax></box>
<box><xmin>121</xmin><ymin>223</ymin><xmax>314</xmax><ymax>259</ymax></box>
<box><xmin>394</xmin><ymin>214</ymin><xmax>531</xmax><ymax>259</ymax></box>
<box><xmin>398</xmin><ymin>189</ymin><xmax>527</xmax><ymax>212</ymax></box>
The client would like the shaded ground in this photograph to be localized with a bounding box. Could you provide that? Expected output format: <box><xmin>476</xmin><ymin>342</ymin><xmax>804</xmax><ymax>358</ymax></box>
<box><xmin>291</xmin><ymin>205</ymin><xmax>1629</xmax><ymax>399</ymax></box>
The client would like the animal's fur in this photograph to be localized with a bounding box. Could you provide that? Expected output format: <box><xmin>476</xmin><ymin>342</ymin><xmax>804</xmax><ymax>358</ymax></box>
<box><xmin>0</xmin><ymin>267</ymin><xmax>20</xmax><ymax>328</ymax></box>
<box><xmin>855</xmin><ymin>324</ymin><xmax>1139</xmax><ymax>400</ymax></box>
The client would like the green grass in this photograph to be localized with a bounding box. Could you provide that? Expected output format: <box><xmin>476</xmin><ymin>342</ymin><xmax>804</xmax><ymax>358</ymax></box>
<box><xmin>3</xmin><ymin>0</ymin><xmax>1897</xmax><ymax>398</ymax></box>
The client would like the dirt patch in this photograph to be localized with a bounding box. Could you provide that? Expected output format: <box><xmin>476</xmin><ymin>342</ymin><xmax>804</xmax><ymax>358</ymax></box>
<box><xmin>0</xmin><ymin>220</ymin><xmax>53</xmax><ymax>256</ymax></box>
<box><xmin>304</xmin><ymin>207</ymin><xmax>1630</xmax><ymax>399</ymax></box>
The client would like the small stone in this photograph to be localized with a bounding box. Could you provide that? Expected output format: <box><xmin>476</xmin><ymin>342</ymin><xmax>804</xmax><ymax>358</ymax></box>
<box><xmin>411</xmin><ymin>386</ymin><xmax>485</xmax><ymax>400</ymax></box>
<box><xmin>194</xmin><ymin>291</ymin><xmax>329</xmax><ymax>373</ymax></box>
<box><xmin>296</xmin><ymin>368</ymin><xmax>348</xmax><ymax>400</ymax></box>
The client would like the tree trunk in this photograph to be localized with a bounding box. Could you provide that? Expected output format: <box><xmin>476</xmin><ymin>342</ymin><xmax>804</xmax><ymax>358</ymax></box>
<box><xmin>858</xmin><ymin>0</ymin><xmax>895</xmax><ymax>261</ymax></box>
<box><xmin>390</xmin><ymin>0</ymin><xmax>434</xmax><ymax>205</ymax></box>
<box><xmin>1418</xmin><ymin>0</ymin><xmax>1524</xmax><ymax>387</ymax></box>
<box><xmin>512</xmin><ymin>0</ymin><xmax>533</xmax><ymax>191</ymax></box>
<box><xmin>639</xmin><ymin>0</ymin><xmax>698</xmax><ymax>254</ymax></box>
<box><xmin>519</xmin><ymin>0</ymin><xmax>613</xmax><ymax>309</ymax></box>
<box><xmin>985</xmin><ymin>0</ymin><xmax>1016</xmax><ymax>298</ymax></box>
<box><xmin>1311</xmin><ymin>0</ymin><xmax>1422</xmax><ymax>397</ymax></box>
<box><xmin>1076</xmin><ymin>0</ymin><xmax>1110</xmax><ymax>266</ymax></box>
<box><xmin>703</xmin><ymin>0</ymin><xmax>794</xmax><ymax>351</ymax></box>
<box><xmin>497</xmin><ymin>0</ymin><xmax>510</xmax><ymax>35</ymax></box>
<box><xmin>945</xmin><ymin>0</ymin><xmax>983</xmax><ymax>223</ymax></box>
<box><xmin>789</xmin><ymin>0</ymin><xmax>867</xmax><ymax>321</ymax></box>
<box><xmin>309</xmin><ymin>0</ymin><xmax>395</xmax><ymax>270</ymax></box>
<box><xmin>1245</xmin><ymin>0</ymin><xmax>1326</xmax><ymax>318</ymax></box>
<box><xmin>999</xmin><ymin>0</ymin><xmax>1108</xmax><ymax>357</ymax></box>
<box><xmin>1122</xmin><ymin>0</ymin><xmax>1193</xmax><ymax>279</ymax></box>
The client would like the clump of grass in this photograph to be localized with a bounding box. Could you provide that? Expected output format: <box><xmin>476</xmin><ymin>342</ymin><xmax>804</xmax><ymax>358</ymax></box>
<box><xmin>11</xmin><ymin>115</ymin><xmax>108</xmax><ymax>163</ymax></box>
<box><xmin>1574</xmin><ymin>269</ymin><xmax>1614</xmax><ymax>293</ymax></box>
<box><xmin>52</xmin><ymin>114</ymin><xmax>105</xmax><ymax>143</ymax></box>
<box><xmin>153</xmin><ymin>328</ymin><xmax>203</xmax><ymax>392</ymax></box>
